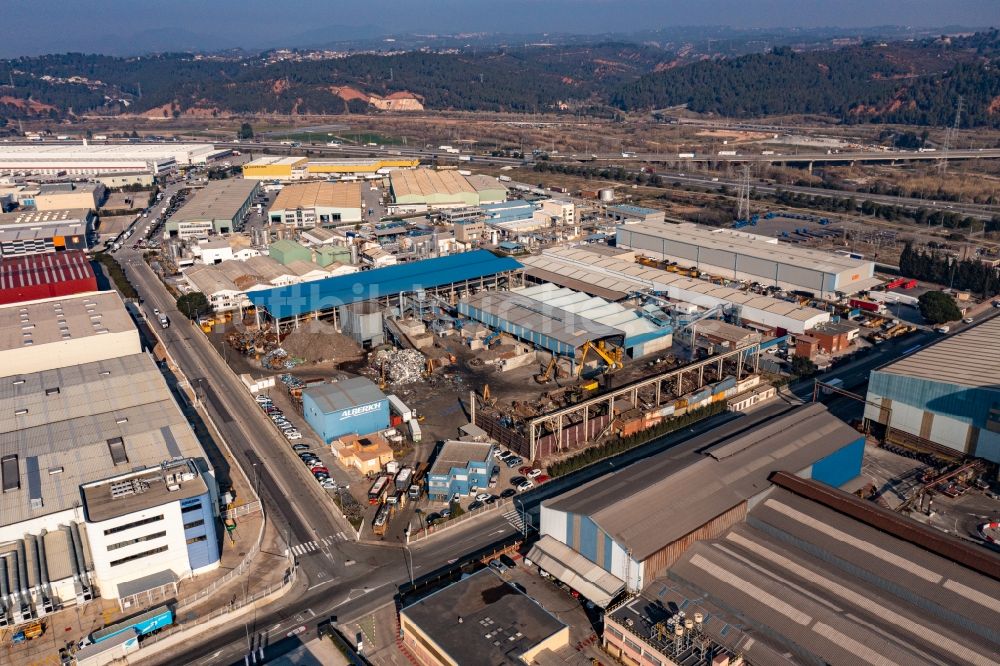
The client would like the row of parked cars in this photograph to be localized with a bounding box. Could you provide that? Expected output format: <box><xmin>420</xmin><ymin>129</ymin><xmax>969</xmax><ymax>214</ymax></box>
<box><xmin>256</xmin><ymin>394</ymin><xmax>302</xmax><ymax>440</ymax></box>
<box><xmin>256</xmin><ymin>394</ymin><xmax>339</xmax><ymax>491</ymax></box>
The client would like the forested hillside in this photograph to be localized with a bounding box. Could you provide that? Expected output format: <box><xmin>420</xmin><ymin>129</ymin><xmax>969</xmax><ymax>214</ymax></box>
<box><xmin>3</xmin><ymin>32</ymin><xmax>1000</xmax><ymax>125</ymax></box>
<box><xmin>611</xmin><ymin>32</ymin><xmax>1000</xmax><ymax>126</ymax></box>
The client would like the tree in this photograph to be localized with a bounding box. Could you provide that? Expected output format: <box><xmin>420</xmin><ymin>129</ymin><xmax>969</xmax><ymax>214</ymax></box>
<box><xmin>176</xmin><ymin>292</ymin><xmax>212</xmax><ymax>320</ymax></box>
<box><xmin>918</xmin><ymin>291</ymin><xmax>961</xmax><ymax>324</ymax></box>
<box><xmin>238</xmin><ymin>122</ymin><xmax>254</xmax><ymax>140</ymax></box>
<box><xmin>790</xmin><ymin>355</ymin><xmax>817</xmax><ymax>378</ymax></box>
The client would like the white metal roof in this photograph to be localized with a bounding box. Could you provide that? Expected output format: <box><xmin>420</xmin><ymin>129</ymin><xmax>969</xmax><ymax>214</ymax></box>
<box><xmin>515</xmin><ymin>282</ymin><xmax>660</xmax><ymax>341</ymax></box>
<box><xmin>621</xmin><ymin>222</ymin><xmax>870</xmax><ymax>275</ymax></box>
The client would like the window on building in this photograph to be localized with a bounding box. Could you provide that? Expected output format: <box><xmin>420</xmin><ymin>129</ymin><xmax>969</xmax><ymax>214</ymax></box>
<box><xmin>107</xmin><ymin>531</ymin><xmax>167</xmax><ymax>551</ymax></box>
<box><xmin>643</xmin><ymin>654</ymin><xmax>662</xmax><ymax>666</ymax></box>
<box><xmin>186</xmin><ymin>535</ymin><xmax>208</xmax><ymax>545</ymax></box>
<box><xmin>183</xmin><ymin>519</ymin><xmax>205</xmax><ymax>530</ymax></box>
<box><xmin>624</xmin><ymin>638</ymin><xmax>641</xmax><ymax>653</ymax></box>
<box><xmin>103</xmin><ymin>514</ymin><xmax>164</xmax><ymax>536</ymax></box>
<box><xmin>181</xmin><ymin>501</ymin><xmax>202</xmax><ymax>514</ymax></box>
<box><xmin>606</xmin><ymin>626</ymin><xmax>623</xmax><ymax>640</ymax></box>
<box><xmin>110</xmin><ymin>544</ymin><xmax>169</xmax><ymax>567</ymax></box>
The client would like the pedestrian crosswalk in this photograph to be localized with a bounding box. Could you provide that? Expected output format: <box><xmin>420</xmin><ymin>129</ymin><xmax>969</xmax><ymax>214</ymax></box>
<box><xmin>502</xmin><ymin>507</ymin><xmax>526</xmax><ymax>533</ymax></box>
<box><xmin>287</xmin><ymin>532</ymin><xmax>348</xmax><ymax>557</ymax></box>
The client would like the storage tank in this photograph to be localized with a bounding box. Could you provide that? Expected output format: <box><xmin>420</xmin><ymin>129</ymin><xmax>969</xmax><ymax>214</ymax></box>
<box><xmin>338</xmin><ymin>301</ymin><xmax>385</xmax><ymax>346</ymax></box>
<box><xmin>599</xmin><ymin>188</ymin><xmax>615</xmax><ymax>202</ymax></box>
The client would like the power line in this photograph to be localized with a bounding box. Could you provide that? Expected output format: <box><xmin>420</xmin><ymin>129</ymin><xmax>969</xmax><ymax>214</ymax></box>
<box><xmin>939</xmin><ymin>94</ymin><xmax>963</xmax><ymax>177</ymax></box>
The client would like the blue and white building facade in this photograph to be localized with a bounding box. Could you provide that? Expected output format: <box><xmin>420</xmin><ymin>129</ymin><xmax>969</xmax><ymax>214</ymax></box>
<box><xmin>865</xmin><ymin>319</ymin><xmax>1000</xmax><ymax>463</ymax></box>
<box><xmin>302</xmin><ymin>377</ymin><xmax>390</xmax><ymax>443</ymax></box>
<box><xmin>426</xmin><ymin>441</ymin><xmax>496</xmax><ymax>501</ymax></box>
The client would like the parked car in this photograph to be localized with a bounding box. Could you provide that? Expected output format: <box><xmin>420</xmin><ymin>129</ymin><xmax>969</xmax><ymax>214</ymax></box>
<box><xmin>489</xmin><ymin>559</ymin><xmax>509</xmax><ymax>574</ymax></box>
<box><xmin>292</xmin><ymin>444</ymin><xmax>311</xmax><ymax>451</ymax></box>
<box><xmin>495</xmin><ymin>450</ymin><xmax>512</xmax><ymax>461</ymax></box>
<box><xmin>469</xmin><ymin>501</ymin><xmax>484</xmax><ymax>511</ymax></box>
<box><xmin>426</xmin><ymin>512</ymin><xmax>441</xmax><ymax>526</ymax></box>
<box><xmin>510</xmin><ymin>476</ymin><xmax>527</xmax><ymax>487</ymax></box>
<box><xmin>498</xmin><ymin>554</ymin><xmax>517</xmax><ymax>569</ymax></box>
<box><xmin>527</xmin><ymin>469</ymin><xmax>543</xmax><ymax>479</ymax></box>
<box><xmin>500</xmin><ymin>488</ymin><xmax>517</xmax><ymax>499</ymax></box>
<box><xmin>321</xmin><ymin>479</ymin><xmax>337</xmax><ymax>489</ymax></box>
<box><xmin>518</xmin><ymin>466</ymin><xmax>533</xmax><ymax>475</ymax></box>
<box><xmin>505</xmin><ymin>457</ymin><xmax>523</xmax><ymax>468</ymax></box>
<box><xmin>517</xmin><ymin>480</ymin><xmax>534</xmax><ymax>491</ymax></box>
<box><xmin>475</xmin><ymin>493</ymin><xmax>491</xmax><ymax>502</ymax></box>
<box><xmin>285</xmin><ymin>431</ymin><xmax>302</xmax><ymax>440</ymax></box>
<box><xmin>485</xmin><ymin>495</ymin><xmax>498</xmax><ymax>505</ymax></box>
<box><xmin>535</xmin><ymin>474</ymin><xmax>550</xmax><ymax>484</ymax></box>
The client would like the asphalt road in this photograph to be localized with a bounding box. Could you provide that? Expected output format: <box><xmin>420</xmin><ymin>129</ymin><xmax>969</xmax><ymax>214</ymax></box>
<box><xmin>238</xmin><ymin>139</ymin><xmax>998</xmax><ymax>221</ymax></box>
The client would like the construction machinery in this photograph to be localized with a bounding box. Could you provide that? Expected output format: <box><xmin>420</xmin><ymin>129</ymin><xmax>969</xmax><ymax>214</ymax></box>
<box><xmin>534</xmin><ymin>356</ymin><xmax>559</xmax><ymax>384</ymax></box>
<box><xmin>576</xmin><ymin>340</ymin><xmax>624</xmax><ymax>377</ymax></box>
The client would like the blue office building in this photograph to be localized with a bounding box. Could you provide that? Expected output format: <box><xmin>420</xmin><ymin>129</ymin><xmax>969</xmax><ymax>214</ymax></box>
<box><xmin>302</xmin><ymin>377</ymin><xmax>390</xmax><ymax>443</ymax></box>
<box><xmin>426</xmin><ymin>441</ymin><xmax>496</xmax><ymax>501</ymax></box>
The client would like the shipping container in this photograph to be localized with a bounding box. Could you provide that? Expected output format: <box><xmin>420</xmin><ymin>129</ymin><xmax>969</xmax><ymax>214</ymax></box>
<box><xmin>849</xmin><ymin>298</ymin><xmax>882</xmax><ymax>313</ymax></box>
<box><xmin>408</xmin><ymin>420</ymin><xmax>422</xmax><ymax>442</ymax></box>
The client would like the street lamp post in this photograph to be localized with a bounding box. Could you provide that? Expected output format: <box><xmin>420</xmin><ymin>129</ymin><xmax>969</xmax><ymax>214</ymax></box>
<box><xmin>515</xmin><ymin>497</ymin><xmax>527</xmax><ymax>538</ymax></box>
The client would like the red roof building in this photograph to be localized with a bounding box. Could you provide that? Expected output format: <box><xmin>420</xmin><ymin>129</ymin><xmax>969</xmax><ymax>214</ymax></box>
<box><xmin>0</xmin><ymin>251</ymin><xmax>99</xmax><ymax>305</ymax></box>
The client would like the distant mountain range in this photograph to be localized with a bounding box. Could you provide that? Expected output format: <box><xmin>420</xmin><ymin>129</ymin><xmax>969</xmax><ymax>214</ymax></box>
<box><xmin>2</xmin><ymin>30</ymin><xmax>999</xmax><ymax>127</ymax></box>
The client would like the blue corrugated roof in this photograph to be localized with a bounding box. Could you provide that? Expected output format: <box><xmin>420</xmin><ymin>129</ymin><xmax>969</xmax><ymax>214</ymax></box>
<box><xmin>247</xmin><ymin>250</ymin><xmax>522</xmax><ymax>319</ymax></box>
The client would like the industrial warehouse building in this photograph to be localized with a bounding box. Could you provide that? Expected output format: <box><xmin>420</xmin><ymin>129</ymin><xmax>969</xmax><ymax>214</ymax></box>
<box><xmin>535</xmin><ymin>404</ymin><xmax>864</xmax><ymax>595</ymax></box>
<box><xmin>0</xmin><ymin>208</ymin><xmax>95</xmax><ymax>257</ymax></box>
<box><xmin>0</xmin><ymin>291</ymin><xmax>219</xmax><ymax>617</ymax></box>
<box><xmin>400</xmin><ymin>569</ymin><xmax>570</xmax><ymax>666</ymax></box>
<box><xmin>616</xmin><ymin>222</ymin><xmax>877</xmax><ymax>298</ymax></box>
<box><xmin>606</xmin><ymin>474</ymin><xmax>1000</xmax><ymax>666</ymax></box>
<box><xmin>242</xmin><ymin>156</ymin><xmax>419</xmax><ymax>180</ymax></box>
<box><xmin>267</xmin><ymin>180</ymin><xmax>362</xmax><ymax>228</ymax></box>
<box><xmin>165</xmin><ymin>179</ymin><xmax>258</xmax><ymax>239</ymax></box>
<box><xmin>183</xmin><ymin>255</ymin><xmax>351</xmax><ymax>313</ymax></box>
<box><xmin>0</xmin><ymin>291</ymin><xmax>140</xmax><ymax>376</ymax></box>
<box><xmin>389</xmin><ymin>169</ymin><xmax>507</xmax><ymax>211</ymax></box>
<box><xmin>456</xmin><ymin>281</ymin><xmax>672</xmax><ymax>365</ymax></box>
<box><xmin>33</xmin><ymin>182</ymin><xmax>105</xmax><ymax>211</ymax></box>
<box><xmin>0</xmin><ymin>251</ymin><xmax>98</xmax><ymax>305</ymax></box>
<box><xmin>865</xmin><ymin>317</ymin><xmax>1000</xmax><ymax>463</ymax></box>
<box><xmin>247</xmin><ymin>249</ymin><xmax>523</xmax><ymax>324</ymax></box>
<box><xmin>0</xmin><ymin>143</ymin><xmax>229</xmax><ymax>176</ymax></box>
<box><xmin>426</xmin><ymin>441</ymin><xmax>496</xmax><ymax>501</ymax></box>
<box><xmin>302</xmin><ymin>377</ymin><xmax>390</xmax><ymax>443</ymax></box>
<box><xmin>519</xmin><ymin>246</ymin><xmax>830</xmax><ymax>334</ymax></box>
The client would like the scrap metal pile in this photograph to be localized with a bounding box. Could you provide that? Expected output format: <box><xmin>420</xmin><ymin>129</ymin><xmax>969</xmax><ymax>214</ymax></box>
<box><xmin>262</xmin><ymin>347</ymin><xmax>304</xmax><ymax>370</ymax></box>
<box><xmin>225</xmin><ymin>326</ymin><xmax>277</xmax><ymax>356</ymax></box>
<box><xmin>368</xmin><ymin>348</ymin><xmax>426</xmax><ymax>385</ymax></box>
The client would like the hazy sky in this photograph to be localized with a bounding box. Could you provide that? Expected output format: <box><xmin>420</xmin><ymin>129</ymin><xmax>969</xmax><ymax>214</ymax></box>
<box><xmin>3</xmin><ymin>0</ymin><xmax>999</xmax><ymax>57</ymax></box>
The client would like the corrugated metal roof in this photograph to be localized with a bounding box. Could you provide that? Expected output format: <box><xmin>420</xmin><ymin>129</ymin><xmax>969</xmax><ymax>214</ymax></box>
<box><xmin>0</xmin><ymin>290</ymin><xmax>132</xmax><ymax>351</ymax></box>
<box><xmin>543</xmin><ymin>404</ymin><xmax>859</xmax><ymax>560</ymax></box>
<box><xmin>270</xmin><ymin>181</ymin><xmax>361</xmax><ymax>211</ymax></box>
<box><xmin>526</xmin><ymin>535</ymin><xmax>625</xmax><ymax>607</ymax></box>
<box><xmin>877</xmin><ymin>315</ymin><xmax>1000</xmax><ymax>389</ymax></box>
<box><xmin>168</xmin><ymin>179</ymin><xmax>256</xmax><ymax>223</ymax></box>
<box><xmin>537</xmin><ymin>247</ymin><xmax>828</xmax><ymax>324</ymax></box>
<box><xmin>0</xmin><ymin>353</ymin><xmax>209</xmax><ymax>525</ymax></box>
<box><xmin>0</xmin><ymin>251</ymin><xmax>95</xmax><ymax>296</ymax></box>
<box><xmin>248</xmin><ymin>250</ymin><xmax>521</xmax><ymax>319</ymax></box>
<box><xmin>663</xmin><ymin>485</ymin><xmax>1000</xmax><ymax>666</ymax></box>
<box><xmin>302</xmin><ymin>377</ymin><xmax>385</xmax><ymax>414</ymax></box>
<box><xmin>459</xmin><ymin>290</ymin><xmax>624</xmax><ymax>351</ymax></box>
<box><xmin>620</xmin><ymin>222</ymin><xmax>869</xmax><ymax>275</ymax></box>
<box><xmin>514</xmin><ymin>282</ymin><xmax>664</xmax><ymax>344</ymax></box>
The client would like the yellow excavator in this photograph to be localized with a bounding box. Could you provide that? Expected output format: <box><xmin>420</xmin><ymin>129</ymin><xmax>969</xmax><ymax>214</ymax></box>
<box><xmin>534</xmin><ymin>357</ymin><xmax>558</xmax><ymax>384</ymax></box>
<box><xmin>576</xmin><ymin>340</ymin><xmax>623</xmax><ymax>378</ymax></box>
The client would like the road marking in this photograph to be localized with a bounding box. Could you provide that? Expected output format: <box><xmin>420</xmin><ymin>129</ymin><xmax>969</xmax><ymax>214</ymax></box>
<box><xmin>307</xmin><ymin>579</ymin><xmax>335</xmax><ymax>591</ymax></box>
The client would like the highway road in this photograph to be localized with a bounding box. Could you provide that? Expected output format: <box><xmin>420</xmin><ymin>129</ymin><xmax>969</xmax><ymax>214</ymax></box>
<box><xmin>235</xmin><ymin>140</ymin><xmax>998</xmax><ymax>221</ymax></box>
